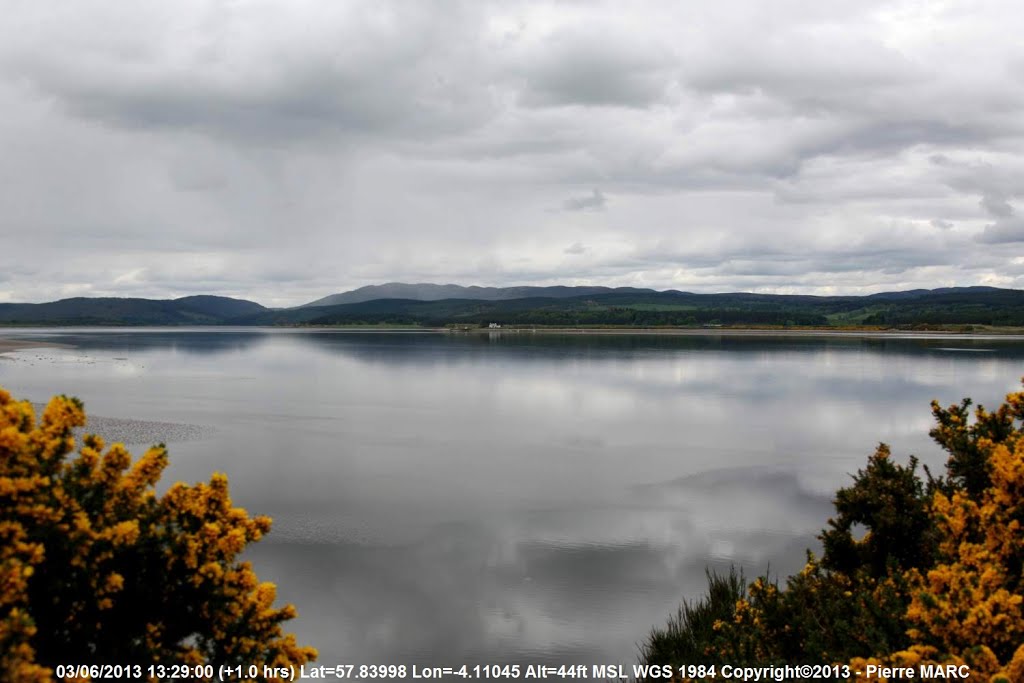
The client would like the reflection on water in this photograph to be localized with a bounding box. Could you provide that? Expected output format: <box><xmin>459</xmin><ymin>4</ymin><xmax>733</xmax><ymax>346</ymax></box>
<box><xmin>2</xmin><ymin>329</ymin><xmax>1023</xmax><ymax>665</ymax></box>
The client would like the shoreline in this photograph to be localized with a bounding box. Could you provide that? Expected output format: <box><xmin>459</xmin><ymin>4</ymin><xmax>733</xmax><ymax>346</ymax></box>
<box><xmin>5</xmin><ymin>327</ymin><xmax>1024</xmax><ymax>341</ymax></box>
<box><xmin>442</xmin><ymin>326</ymin><xmax>1024</xmax><ymax>339</ymax></box>
<box><xmin>287</xmin><ymin>323</ymin><xmax>1024</xmax><ymax>338</ymax></box>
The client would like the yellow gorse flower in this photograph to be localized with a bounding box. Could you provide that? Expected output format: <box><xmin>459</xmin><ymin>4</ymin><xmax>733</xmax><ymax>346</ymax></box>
<box><xmin>0</xmin><ymin>386</ymin><xmax>316</xmax><ymax>681</ymax></box>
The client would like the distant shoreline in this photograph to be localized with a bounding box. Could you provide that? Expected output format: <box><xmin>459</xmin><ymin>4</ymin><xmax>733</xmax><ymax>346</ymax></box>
<box><xmin>444</xmin><ymin>326</ymin><xmax>1024</xmax><ymax>339</ymax></box>
<box><xmin>5</xmin><ymin>326</ymin><xmax>1024</xmax><ymax>341</ymax></box>
<box><xmin>296</xmin><ymin>324</ymin><xmax>1024</xmax><ymax>339</ymax></box>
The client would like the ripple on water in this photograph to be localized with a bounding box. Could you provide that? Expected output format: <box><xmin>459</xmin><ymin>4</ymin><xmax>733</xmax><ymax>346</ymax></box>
<box><xmin>30</xmin><ymin>403</ymin><xmax>214</xmax><ymax>446</ymax></box>
<box><xmin>262</xmin><ymin>513</ymin><xmax>381</xmax><ymax>545</ymax></box>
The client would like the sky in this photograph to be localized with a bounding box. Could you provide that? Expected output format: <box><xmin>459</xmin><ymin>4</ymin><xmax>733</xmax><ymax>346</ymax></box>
<box><xmin>2</xmin><ymin>0</ymin><xmax>1024</xmax><ymax>307</ymax></box>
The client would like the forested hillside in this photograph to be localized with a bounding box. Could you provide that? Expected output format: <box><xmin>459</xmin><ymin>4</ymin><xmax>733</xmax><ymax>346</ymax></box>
<box><xmin>4</xmin><ymin>287</ymin><xmax>1024</xmax><ymax>328</ymax></box>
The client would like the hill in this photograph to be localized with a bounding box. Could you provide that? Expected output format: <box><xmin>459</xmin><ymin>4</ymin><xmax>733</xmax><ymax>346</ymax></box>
<box><xmin>301</xmin><ymin>283</ymin><xmax>657</xmax><ymax>307</ymax></box>
<box><xmin>3</xmin><ymin>287</ymin><xmax>1024</xmax><ymax>328</ymax></box>
<box><xmin>241</xmin><ymin>286</ymin><xmax>1024</xmax><ymax>328</ymax></box>
<box><xmin>0</xmin><ymin>296</ymin><xmax>266</xmax><ymax>325</ymax></box>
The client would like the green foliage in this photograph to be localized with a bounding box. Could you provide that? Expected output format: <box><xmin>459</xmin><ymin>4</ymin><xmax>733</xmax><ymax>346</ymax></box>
<box><xmin>748</xmin><ymin>557</ymin><xmax>911</xmax><ymax>664</ymax></box>
<box><xmin>638</xmin><ymin>569</ymin><xmax>747</xmax><ymax>668</ymax></box>
<box><xmin>820</xmin><ymin>446</ymin><xmax>934</xmax><ymax>577</ymax></box>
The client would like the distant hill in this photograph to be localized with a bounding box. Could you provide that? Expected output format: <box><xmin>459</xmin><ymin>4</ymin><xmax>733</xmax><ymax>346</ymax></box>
<box><xmin>3</xmin><ymin>287</ymin><xmax>1024</xmax><ymax>328</ymax></box>
<box><xmin>240</xmin><ymin>286</ymin><xmax>1024</xmax><ymax>328</ymax></box>
<box><xmin>301</xmin><ymin>283</ymin><xmax>658</xmax><ymax>307</ymax></box>
<box><xmin>0</xmin><ymin>296</ymin><xmax>266</xmax><ymax>325</ymax></box>
<box><xmin>864</xmin><ymin>286</ymin><xmax>1005</xmax><ymax>301</ymax></box>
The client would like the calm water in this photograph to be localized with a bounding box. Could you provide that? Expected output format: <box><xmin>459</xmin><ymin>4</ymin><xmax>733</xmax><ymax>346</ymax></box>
<box><xmin>2</xmin><ymin>329</ymin><xmax>1023</xmax><ymax>667</ymax></box>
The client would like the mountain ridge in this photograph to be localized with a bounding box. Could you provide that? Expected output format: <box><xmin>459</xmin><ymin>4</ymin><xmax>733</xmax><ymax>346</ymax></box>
<box><xmin>301</xmin><ymin>282</ymin><xmax>662</xmax><ymax>307</ymax></box>
<box><xmin>1</xmin><ymin>286</ymin><xmax>1022</xmax><ymax>327</ymax></box>
<box><xmin>239</xmin><ymin>285</ymin><xmax>1024</xmax><ymax>328</ymax></box>
<box><xmin>0</xmin><ymin>295</ymin><xmax>266</xmax><ymax>325</ymax></box>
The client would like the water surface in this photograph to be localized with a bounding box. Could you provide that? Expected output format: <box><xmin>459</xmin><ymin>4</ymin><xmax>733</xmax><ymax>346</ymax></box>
<box><xmin>2</xmin><ymin>329</ymin><xmax>1022</xmax><ymax>666</ymax></box>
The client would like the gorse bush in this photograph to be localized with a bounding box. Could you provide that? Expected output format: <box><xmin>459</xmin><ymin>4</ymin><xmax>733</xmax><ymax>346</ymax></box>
<box><xmin>642</xmin><ymin>383</ymin><xmax>1024</xmax><ymax>682</ymax></box>
<box><xmin>0</xmin><ymin>387</ymin><xmax>316</xmax><ymax>682</ymax></box>
<box><xmin>641</xmin><ymin>569</ymin><xmax>747</xmax><ymax>666</ymax></box>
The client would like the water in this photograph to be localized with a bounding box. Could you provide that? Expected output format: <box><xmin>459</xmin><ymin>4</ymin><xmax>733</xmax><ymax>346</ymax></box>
<box><xmin>2</xmin><ymin>328</ymin><xmax>1022</xmax><ymax>667</ymax></box>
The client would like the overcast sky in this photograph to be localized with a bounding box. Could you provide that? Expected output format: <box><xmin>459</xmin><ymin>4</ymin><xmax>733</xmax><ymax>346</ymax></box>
<box><xmin>3</xmin><ymin>1</ymin><xmax>1024</xmax><ymax>306</ymax></box>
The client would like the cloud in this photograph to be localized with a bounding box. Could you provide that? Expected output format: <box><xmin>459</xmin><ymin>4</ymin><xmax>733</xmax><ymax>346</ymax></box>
<box><xmin>980</xmin><ymin>193</ymin><xmax>1015</xmax><ymax>218</ymax></box>
<box><xmin>972</xmin><ymin>181</ymin><xmax>1023</xmax><ymax>242</ymax></box>
<box><xmin>4</xmin><ymin>2</ymin><xmax>496</xmax><ymax>145</ymax></box>
<box><xmin>3</xmin><ymin>0</ymin><xmax>1024</xmax><ymax>303</ymax></box>
<box><xmin>511</xmin><ymin>27</ymin><xmax>674</xmax><ymax>109</ymax></box>
<box><xmin>978</xmin><ymin>217</ymin><xmax>1024</xmax><ymax>244</ymax></box>
<box><xmin>684</xmin><ymin>21</ymin><xmax>925</xmax><ymax>104</ymax></box>
<box><xmin>562</xmin><ymin>189</ymin><xmax>606</xmax><ymax>212</ymax></box>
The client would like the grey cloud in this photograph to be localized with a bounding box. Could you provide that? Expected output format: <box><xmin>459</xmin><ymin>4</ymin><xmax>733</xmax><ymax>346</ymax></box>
<box><xmin>952</xmin><ymin>167</ymin><xmax>1024</xmax><ymax>241</ymax></box>
<box><xmin>72</xmin><ymin>65</ymin><xmax>488</xmax><ymax>144</ymax></box>
<box><xmin>978</xmin><ymin>217</ymin><xmax>1024</xmax><ymax>244</ymax></box>
<box><xmin>3</xmin><ymin>1</ymin><xmax>1024</xmax><ymax>304</ymax></box>
<box><xmin>943</xmin><ymin>159</ymin><xmax>1024</xmax><ymax>200</ymax></box>
<box><xmin>980</xmin><ymin>193</ymin><xmax>1015</xmax><ymax>218</ymax></box>
<box><xmin>513</xmin><ymin>29</ymin><xmax>673</xmax><ymax>109</ymax></box>
<box><xmin>7</xmin><ymin>3</ymin><xmax>497</xmax><ymax>146</ymax></box>
<box><xmin>562</xmin><ymin>188</ymin><xmax>606</xmax><ymax>212</ymax></box>
<box><xmin>621</xmin><ymin>229</ymin><xmax>971</xmax><ymax>278</ymax></box>
<box><xmin>167</xmin><ymin>153</ymin><xmax>228</xmax><ymax>192</ymax></box>
<box><xmin>685</xmin><ymin>30</ymin><xmax>923</xmax><ymax>102</ymax></box>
